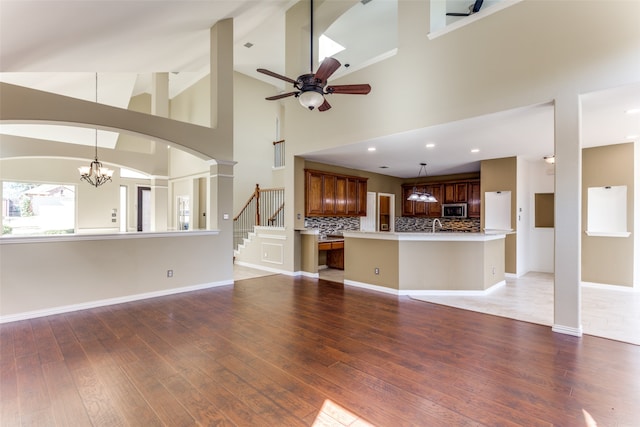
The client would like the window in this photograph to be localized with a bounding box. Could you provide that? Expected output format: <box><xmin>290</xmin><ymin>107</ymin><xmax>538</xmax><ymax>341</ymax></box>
<box><xmin>273</xmin><ymin>139</ymin><xmax>285</xmax><ymax>168</ymax></box>
<box><xmin>2</xmin><ymin>181</ymin><xmax>75</xmax><ymax>235</ymax></box>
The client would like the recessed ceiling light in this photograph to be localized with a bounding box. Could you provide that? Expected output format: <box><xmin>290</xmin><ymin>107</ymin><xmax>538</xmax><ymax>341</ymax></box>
<box><xmin>368</xmin><ymin>147</ymin><xmax>376</xmax><ymax>152</ymax></box>
<box><xmin>426</xmin><ymin>143</ymin><xmax>435</xmax><ymax>148</ymax></box>
<box><xmin>471</xmin><ymin>148</ymin><xmax>480</xmax><ymax>153</ymax></box>
<box><xmin>627</xmin><ymin>134</ymin><xmax>639</xmax><ymax>140</ymax></box>
<box><xmin>625</xmin><ymin>108</ymin><xmax>640</xmax><ymax>115</ymax></box>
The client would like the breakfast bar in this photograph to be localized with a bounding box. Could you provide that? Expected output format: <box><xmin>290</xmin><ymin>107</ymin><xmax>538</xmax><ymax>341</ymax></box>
<box><xmin>342</xmin><ymin>231</ymin><xmax>507</xmax><ymax>295</ymax></box>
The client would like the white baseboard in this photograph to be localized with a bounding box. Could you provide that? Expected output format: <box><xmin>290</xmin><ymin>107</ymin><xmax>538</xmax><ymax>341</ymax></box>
<box><xmin>0</xmin><ymin>279</ymin><xmax>234</xmax><ymax>324</ymax></box>
<box><xmin>581</xmin><ymin>281</ymin><xmax>637</xmax><ymax>292</ymax></box>
<box><xmin>407</xmin><ymin>280</ymin><xmax>506</xmax><ymax>297</ymax></box>
<box><xmin>552</xmin><ymin>324</ymin><xmax>583</xmax><ymax>337</ymax></box>
<box><xmin>234</xmin><ymin>261</ymin><xmax>295</xmax><ymax>276</ymax></box>
<box><xmin>343</xmin><ymin>279</ymin><xmax>507</xmax><ymax>297</ymax></box>
<box><xmin>300</xmin><ymin>271</ymin><xmax>320</xmax><ymax>278</ymax></box>
<box><xmin>343</xmin><ymin>279</ymin><xmax>401</xmax><ymax>295</ymax></box>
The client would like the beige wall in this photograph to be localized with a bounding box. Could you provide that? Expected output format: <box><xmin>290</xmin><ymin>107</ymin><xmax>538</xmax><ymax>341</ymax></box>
<box><xmin>399</xmin><ymin>238</ymin><xmax>505</xmax><ymax>291</ymax></box>
<box><xmin>0</xmin><ymin>233</ymin><xmax>231</xmax><ymax>318</ymax></box>
<box><xmin>344</xmin><ymin>238</ymin><xmax>400</xmax><ymax>289</ymax></box>
<box><xmin>582</xmin><ymin>143</ymin><xmax>634</xmax><ymax>287</ymax></box>
<box><xmin>343</xmin><ymin>235</ymin><xmax>505</xmax><ymax>292</ymax></box>
<box><xmin>481</xmin><ymin>157</ymin><xmax>517</xmax><ymax>274</ymax></box>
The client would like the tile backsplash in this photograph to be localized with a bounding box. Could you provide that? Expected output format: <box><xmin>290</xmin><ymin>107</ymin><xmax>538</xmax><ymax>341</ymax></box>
<box><xmin>304</xmin><ymin>216</ymin><xmax>480</xmax><ymax>235</ymax></box>
<box><xmin>395</xmin><ymin>217</ymin><xmax>480</xmax><ymax>232</ymax></box>
<box><xmin>304</xmin><ymin>217</ymin><xmax>360</xmax><ymax>238</ymax></box>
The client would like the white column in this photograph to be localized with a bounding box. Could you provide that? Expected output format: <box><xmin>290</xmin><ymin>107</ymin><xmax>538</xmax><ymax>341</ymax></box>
<box><xmin>150</xmin><ymin>177</ymin><xmax>168</xmax><ymax>232</ymax></box>
<box><xmin>552</xmin><ymin>93</ymin><xmax>582</xmax><ymax>336</ymax></box>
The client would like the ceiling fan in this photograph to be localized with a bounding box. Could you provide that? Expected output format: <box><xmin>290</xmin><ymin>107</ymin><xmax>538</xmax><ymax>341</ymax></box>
<box><xmin>256</xmin><ymin>0</ymin><xmax>371</xmax><ymax>112</ymax></box>
<box><xmin>446</xmin><ymin>0</ymin><xmax>483</xmax><ymax>16</ymax></box>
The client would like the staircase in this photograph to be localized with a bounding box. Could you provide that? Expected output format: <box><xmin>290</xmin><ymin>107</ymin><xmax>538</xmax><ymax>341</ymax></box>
<box><xmin>233</xmin><ymin>184</ymin><xmax>284</xmax><ymax>251</ymax></box>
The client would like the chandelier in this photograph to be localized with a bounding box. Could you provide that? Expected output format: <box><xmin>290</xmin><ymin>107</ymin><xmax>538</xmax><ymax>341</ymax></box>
<box><xmin>406</xmin><ymin>162</ymin><xmax>437</xmax><ymax>202</ymax></box>
<box><xmin>78</xmin><ymin>73</ymin><xmax>113</xmax><ymax>187</ymax></box>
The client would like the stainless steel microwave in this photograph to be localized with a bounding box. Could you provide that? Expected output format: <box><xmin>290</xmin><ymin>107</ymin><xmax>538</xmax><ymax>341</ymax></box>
<box><xmin>442</xmin><ymin>203</ymin><xmax>467</xmax><ymax>218</ymax></box>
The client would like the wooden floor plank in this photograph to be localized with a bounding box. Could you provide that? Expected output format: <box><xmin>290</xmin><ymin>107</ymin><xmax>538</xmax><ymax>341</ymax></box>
<box><xmin>1</xmin><ymin>274</ymin><xmax>639</xmax><ymax>426</ymax></box>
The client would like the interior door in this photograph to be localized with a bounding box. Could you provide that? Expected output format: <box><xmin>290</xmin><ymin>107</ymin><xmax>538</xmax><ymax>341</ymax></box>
<box><xmin>137</xmin><ymin>186</ymin><xmax>151</xmax><ymax>232</ymax></box>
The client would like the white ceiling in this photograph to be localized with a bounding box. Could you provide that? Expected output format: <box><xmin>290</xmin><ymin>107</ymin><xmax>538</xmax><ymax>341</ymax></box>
<box><xmin>1</xmin><ymin>0</ymin><xmax>638</xmax><ymax>178</ymax></box>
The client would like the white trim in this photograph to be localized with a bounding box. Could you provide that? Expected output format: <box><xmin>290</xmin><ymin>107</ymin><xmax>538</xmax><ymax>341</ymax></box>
<box><xmin>344</xmin><ymin>279</ymin><xmax>507</xmax><ymax>296</ymax></box>
<box><xmin>584</xmin><ymin>231</ymin><xmax>631</xmax><ymax>237</ymax></box>
<box><xmin>552</xmin><ymin>324</ymin><xmax>583</xmax><ymax>337</ymax></box>
<box><xmin>233</xmin><ymin>261</ymin><xmax>294</xmax><ymax>276</ymax></box>
<box><xmin>256</xmin><ymin>233</ymin><xmax>287</xmax><ymax>240</ymax></box>
<box><xmin>407</xmin><ymin>280</ymin><xmax>506</xmax><ymax>297</ymax></box>
<box><xmin>0</xmin><ymin>229</ymin><xmax>219</xmax><ymax>244</ymax></box>
<box><xmin>428</xmin><ymin>0</ymin><xmax>524</xmax><ymax>40</ymax></box>
<box><xmin>343</xmin><ymin>279</ymin><xmax>402</xmax><ymax>295</ymax></box>
<box><xmin>300</xmin><ymin>271</ymin><xmax>320</xmax><ymax>279</ymax></box>
<box><xmin>342</xmin><ymin>231</ymin><xmax>506</xmax><ymax>242</ymax></box>
<box><xmin>581</xmin><ymin>281</ymin><xmax>638</xmax><ymax>292</ymax></box>
<box><xmin>0</xmin><ymin>280</ymin><xmax>233</xmax><ymax>324</ymax></box>
<box><xmin>210</xmin><ymin>159</ymin><xmax>237</xmax><ymax>167</ymax></box>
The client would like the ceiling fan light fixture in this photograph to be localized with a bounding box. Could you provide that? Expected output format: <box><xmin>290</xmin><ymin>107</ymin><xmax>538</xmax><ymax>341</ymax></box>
<box><xmin>298</xmin><ymin>90</ymin><xmax>325</xmax><ymax>110</ymax></box>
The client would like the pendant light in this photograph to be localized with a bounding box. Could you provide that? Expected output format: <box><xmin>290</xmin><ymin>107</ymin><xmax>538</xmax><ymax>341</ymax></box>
<box><xmin>407</xmin><ymin>163</ymin><xmax>437</xmax><ymax>202</ymax></box>
<box><xmin>78</xmin><ymin>73</ymin><xmax>113</xmax><ymax>187</ymax></box>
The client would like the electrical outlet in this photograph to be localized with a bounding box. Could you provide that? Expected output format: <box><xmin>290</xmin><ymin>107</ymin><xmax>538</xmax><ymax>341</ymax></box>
<box><xmin>375</xmin><ymin>267</ymin><xmax>380</xmax><ymax>275</ymax></box>
<box><xmin>167</xmin><ymin>270</ymin><xmax>173</xmax><ymax>278</ymax></box>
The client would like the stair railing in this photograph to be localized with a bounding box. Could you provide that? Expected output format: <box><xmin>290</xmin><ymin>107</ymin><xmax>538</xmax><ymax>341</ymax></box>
<box><xmin>233</xmin><ymin>184</ymin><xmax>284</xmax><ymax>250</ymax></box>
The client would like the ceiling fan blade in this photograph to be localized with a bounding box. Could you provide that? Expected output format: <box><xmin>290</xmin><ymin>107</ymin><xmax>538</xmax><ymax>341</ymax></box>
<box><xmin>265</xmin><ymin>92</ymin><xmax>298</xmax><ymax>101</ymax></box>
<box><xmin>326</xmin><ymin>84</ymin><xmax>371</xmax><ymax>95</ymax></box>
<box><xmin>314</xmin><ymin>57</ymin><xmax>341</xmax><ymax>83</ymax></box>
<box><xmin>318</xmin><ymin>99</ymin><xmax>332</xmax><ymax>112</ymax></box>
<box><xmin>257</xmin><ymin>68</ymin><xmax>298</xmax><ymax>85</ymax></box>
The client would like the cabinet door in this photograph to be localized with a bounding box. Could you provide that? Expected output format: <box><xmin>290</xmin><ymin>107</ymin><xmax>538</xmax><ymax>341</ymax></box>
<box><xmin>426</xmin><ymin>184</ymin><xmax>443</xmax><ymax>217</ymax></box>
<box><xmin>306</xmin><ymin>171</ymin><xmax>324</xmax><ymax>216</ymax></box>
<box><xmin>323</xmin><ymin>175</ymin><xmax>336</xmax><ymax>215</ymax></box>
<box><xmin>455</xmin><ymin>183</ymin><xmax>468</xmax><ymax>202</ymax></box>
<box><xmin>467</xmin><ymin>180</ymin><xmax>481</xmax><ymax>218</ymax></box>
<box><xmin>346</xmin><ymin>179</ymin><xmax>358</xmax><ymax>215</ymax></box>
<box><xmin>444</xmin><ymin>183</ymin><xmax>456</xmax><ymax>203</ymax></box>
<box><xmin>444</xmin><ymin>182</ymin><xmax>468</xmax><ymax>203</ymax></box>
<box><xmin>402</xmin><ymin>186</ymin><xmax>415</xmax><ymax>216</ymax></box>
<box><xmin>414</xmin><ymin>185</ymin><xmax>428</xmax><ymax>215</ymax></box>
<box><xmin>335</xmin><ymin>176</ymin><xmax>348</xmax><ymax>215</ymax></box>
<box><xmin>356</xmin><ymin>179</ymin><xmax>368</xmax><ymax>216</ymax></box>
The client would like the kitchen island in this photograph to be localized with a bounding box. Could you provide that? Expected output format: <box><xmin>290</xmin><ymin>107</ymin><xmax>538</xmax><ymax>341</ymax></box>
<box><xmin>342</xmin><ymin>231</ymin><xmax>507</xmax><ymax>295</ymax></box>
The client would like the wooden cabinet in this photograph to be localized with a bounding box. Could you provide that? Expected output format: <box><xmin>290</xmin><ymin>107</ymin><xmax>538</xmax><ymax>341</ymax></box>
<box><xmin>319</xmin><ymin>240</ymin><xmax>344</xmax><ymax>270</ymax></box>
<box><xmin>425</xmin><ymin>184</ymin><xmax>443</xmax><ymax>217</ymax></box>
<box><xmin>402</xmin><ymin>184</ymin><xmax>442</xmax><ymax>218</ymax></box>
<box><xmin>306</xmin><ymin>171</ymin><xmax>324</xmax><ymax>215</ymax></box>
<box><xmin>444</xmin><ymin>182</ymin><xmax>468</xmax><ymax>203</ymax></box>
<box><xmin>467</xmin><ymin>180</ymin><xmax>481</xmax><ymax>218</ymax></box>
<box><xmin>402</xmin><ymin>179</ymin><xmax>479</xmax><ymax>218</ymax></box>
<box><xmin>305</xmin><ymin>169</ymin><xmax>368</xmax><ymax>216</ymax></box>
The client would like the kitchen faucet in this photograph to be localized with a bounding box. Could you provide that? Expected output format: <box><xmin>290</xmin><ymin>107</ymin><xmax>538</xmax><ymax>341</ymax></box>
<box><xmin>432</xmin><ymin>218</ymin><xmax>442</xmax><ymax>233</ymax></box>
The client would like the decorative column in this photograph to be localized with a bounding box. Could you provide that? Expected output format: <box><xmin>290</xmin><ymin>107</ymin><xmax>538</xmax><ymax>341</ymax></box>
<box><xmin>553</xmin><ymin>92</ymin><xmax>582</xmax><ymax>336</ymax></box>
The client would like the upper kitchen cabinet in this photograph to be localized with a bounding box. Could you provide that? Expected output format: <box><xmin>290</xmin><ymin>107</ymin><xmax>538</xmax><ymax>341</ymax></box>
<box><xmin>305</xmin><ymin>169</ymin><xmax>368</xmax><ymax>217</ymax></box>
<box><xmin>402</xmin><ymin>184</ymin><xmax>443</xmax><ymax>217</ymax></box>
<box><xmin>444</xmin><ymin>182</ymin><xmax>468</xmax><ymax>203</ymax></box>
<box><xmin>467</xmin><ymin>180</ymin><xmax>481</xmax><ymax>218</ymax></box>
<box><xmin>401</xmin><ymin>179</ymin><xmax>479</xmax><ymax>218</ymax></box>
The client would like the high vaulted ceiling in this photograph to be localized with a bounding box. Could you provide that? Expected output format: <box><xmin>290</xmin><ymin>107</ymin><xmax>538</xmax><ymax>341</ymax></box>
<box><xmin>1</xmin><ymin>0</ymin><xmax>639</xmax><ymax>178</ymax></box>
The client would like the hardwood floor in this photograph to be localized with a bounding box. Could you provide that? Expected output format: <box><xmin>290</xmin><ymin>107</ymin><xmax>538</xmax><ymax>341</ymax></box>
<box><xmin>1</xmin><ymin>275</ymin><xmax>639</xmax><ymax>426</ymax></box>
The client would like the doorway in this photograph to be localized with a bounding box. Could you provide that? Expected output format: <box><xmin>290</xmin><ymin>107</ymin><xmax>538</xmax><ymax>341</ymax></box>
<box><xmin>378</xmin><ymin>193</ymin><xmax>395</xmax><ymax>232</ymax></box>
<box><xmin>137</xmin><ymin>186</ymin><xmax>151</xmax><ymax>232</ymax></box>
